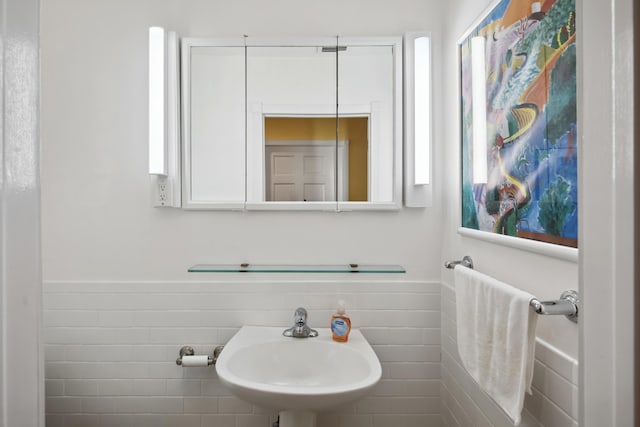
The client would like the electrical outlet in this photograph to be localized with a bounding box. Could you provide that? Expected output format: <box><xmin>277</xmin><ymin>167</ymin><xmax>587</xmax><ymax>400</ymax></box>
<box><xmin>153</xmin><ymin>176</ymin><xmax>172</xmax><ymax>207</ymax></box>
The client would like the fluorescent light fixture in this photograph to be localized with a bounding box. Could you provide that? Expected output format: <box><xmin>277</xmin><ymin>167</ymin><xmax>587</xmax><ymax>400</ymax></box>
<box><xmin>149</xmin><ymin>26</ymin><xmax>168</xmax><ymax>175</ymax></box>
<box><xmin>404</xmin><ymin>32</ymin><xmax>432</xmax><ymax>207</ymax></box>
<box><xmin>413</xmin><ymin>36</ymin><xmax>431</xmax><ymax>185</ymax></box>
<box><xmin>471</xmin><ymin>36</ymin><xmax>488</xmax><ymax>184</ymax></box>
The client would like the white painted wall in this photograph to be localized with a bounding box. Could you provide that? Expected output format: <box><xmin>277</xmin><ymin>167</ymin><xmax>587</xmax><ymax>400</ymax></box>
<box><xmin>41</xmin><ymin>0</ymin><xmax>447</xmax><ymax>282</ymax></box>
<box><xmin>1</xmin><ymin>0</ymin><xmax>44</xmax><ymax>425</ymax></box>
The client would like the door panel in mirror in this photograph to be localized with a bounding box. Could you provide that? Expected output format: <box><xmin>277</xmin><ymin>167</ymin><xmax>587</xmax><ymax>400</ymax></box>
<box><xmin>184</xmin><ymin>42</ymin><xmax>246</xmax><ymax>208</ymax></box>
<box><xmin>265</xmin><ymin>142</ymin><xmax>339</xmax><ymax>202</ymax></box>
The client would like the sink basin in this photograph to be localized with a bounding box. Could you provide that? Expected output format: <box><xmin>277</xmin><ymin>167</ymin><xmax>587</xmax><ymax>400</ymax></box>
<box><xmin>215</xmin><ymin>326</ymin><xmax>381</xmax><ymax>425</ymax></box>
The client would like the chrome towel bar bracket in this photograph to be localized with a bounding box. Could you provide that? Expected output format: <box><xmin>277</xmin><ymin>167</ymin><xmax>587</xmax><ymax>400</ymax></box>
<box><xmin>445</xmin><ymin>255</ymin><xmax>579</xmax><ymax>323</ymax></box>
<box><xmin>530</xmin><ymin>290</ymin><xmax>579</xmax><ymax>323</ymax></box>
<box><xmin>444</xmin><ymin>256</ymin><xmax>474</xmax><ymax>270</ymax></box>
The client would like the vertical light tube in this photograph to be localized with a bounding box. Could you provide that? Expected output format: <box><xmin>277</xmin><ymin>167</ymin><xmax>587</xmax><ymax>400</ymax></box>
<box><xmin>471</xmin><ymin>36</ymin><xmax>488</xmax><ymax>184</ymax></box>
<box><xmin>149</xmin><ymin>26</ymin><xmax>168</xmax><ymax>175</ymax></box>
<box><xmin>413</xmin><ymin>36</ymin><xmax>430</xmax><ymax>185</ymax></box>
<box><xmin>166</xmin><ymin>31</ymin><xmax>180</xmax><ymax>178</ymax></box>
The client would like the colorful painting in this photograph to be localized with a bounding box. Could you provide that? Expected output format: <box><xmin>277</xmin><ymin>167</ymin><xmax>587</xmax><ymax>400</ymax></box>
<box><xmin>460</xmin><ymin>0</ymin><xmax>577</xmax><ymax>248</ymax></box>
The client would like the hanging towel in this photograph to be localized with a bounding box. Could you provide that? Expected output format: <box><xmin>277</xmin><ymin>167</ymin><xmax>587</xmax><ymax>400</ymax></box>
<box><xmin>454</xmin><ymin>265</ymin><xmax>537</xmax><ymax>426</ymax></box>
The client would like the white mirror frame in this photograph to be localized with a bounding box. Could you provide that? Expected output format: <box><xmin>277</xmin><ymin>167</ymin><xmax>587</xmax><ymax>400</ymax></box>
<box><xmin>180</xmin><ymin>36</ymin><xmax>403</xmax><ymax>211</ymax></box>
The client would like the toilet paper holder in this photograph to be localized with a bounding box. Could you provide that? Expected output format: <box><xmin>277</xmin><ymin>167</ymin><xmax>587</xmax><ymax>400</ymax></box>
<box><xmin>176</xmin><ymin>345</ymin><xmax>224</xmax><ymax>366</ymax></box>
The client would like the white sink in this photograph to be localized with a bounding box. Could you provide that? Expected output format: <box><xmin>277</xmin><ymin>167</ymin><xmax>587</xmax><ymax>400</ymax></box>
<box><xmin>215</xmin><ymin>326</ymin><xmax>381</xmax><ymax>427</ymax></box>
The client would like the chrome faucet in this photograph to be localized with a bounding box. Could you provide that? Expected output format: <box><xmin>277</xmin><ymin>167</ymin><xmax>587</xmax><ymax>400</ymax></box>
<box><xmin>283</xmin><ymin>307</ymin><xmax>318</xmax><ymax>338</ymax></box>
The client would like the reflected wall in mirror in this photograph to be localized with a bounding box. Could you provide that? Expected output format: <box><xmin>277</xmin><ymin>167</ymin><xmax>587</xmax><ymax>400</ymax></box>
<box><xmin>182</xmin><ymin>39</ymin><xmax>247</xmax><ymax>209</ymax></box>
<box><xmin>264</xmin><ymin>117</ymin><xmax>369</xmax><ymax>202</ymax></box>
<box><xmin>245</xmin><ymin>42</ymin><xmax>339</xmax><ymax>207</ymax></box>
<box><xmin>338</xmin><ymin>45</ymin><xmax>394</xmax><ymax>204</ymax></box>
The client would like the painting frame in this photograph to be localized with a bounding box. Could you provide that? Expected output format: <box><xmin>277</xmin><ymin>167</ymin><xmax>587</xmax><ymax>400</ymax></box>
<box><xmin>458</xmin><ymin>0</ymin><xmax>578</xmax><ymax>255</ymax></box>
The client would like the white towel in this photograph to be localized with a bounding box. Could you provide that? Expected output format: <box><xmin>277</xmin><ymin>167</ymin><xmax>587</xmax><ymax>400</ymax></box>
<box><xmin>454</xmin><ymin>265</ymin><xmax>537</xmax><ymax>426</ymax></box>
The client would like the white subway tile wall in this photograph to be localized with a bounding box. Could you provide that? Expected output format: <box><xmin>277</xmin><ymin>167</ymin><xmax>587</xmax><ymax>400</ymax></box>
<box><xmin>440</xmin><ymin>283</ymin><xmax>578</xmax><ymax>427</ymax></box>
<box><xmin>44</xmin><ymin>280</ymin><xmax>441</xmax><ymax>427</ymax></box>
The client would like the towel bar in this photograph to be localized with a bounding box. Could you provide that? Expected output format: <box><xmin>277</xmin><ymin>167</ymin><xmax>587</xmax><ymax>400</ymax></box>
<box><xmin>445</xmin><ymin>256</ymin><xmax>579</xmax><ymax>323</ymax></box>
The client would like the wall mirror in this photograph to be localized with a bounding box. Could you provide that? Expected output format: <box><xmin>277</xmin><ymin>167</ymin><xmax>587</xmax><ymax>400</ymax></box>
<box><xmin>181</xmin><ymin>36</ymin><xmax>402</xmax><ymax>211</ymax></box>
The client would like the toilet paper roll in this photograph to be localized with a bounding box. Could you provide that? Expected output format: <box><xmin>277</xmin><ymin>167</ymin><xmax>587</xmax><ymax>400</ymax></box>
<box><xmin>181</xmin><ymin>355</ymin><xmax>210</xmax><ymax>367</ymax></box>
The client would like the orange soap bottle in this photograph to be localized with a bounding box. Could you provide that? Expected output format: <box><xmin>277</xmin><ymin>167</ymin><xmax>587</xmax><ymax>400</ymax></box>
<box><xmin>330</xmin><ymin>300</ymin><xmax>351</xmax><ymax>342</ymax></box>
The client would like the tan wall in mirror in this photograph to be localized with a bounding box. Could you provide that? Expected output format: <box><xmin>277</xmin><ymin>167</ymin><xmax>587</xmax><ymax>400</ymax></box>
<box><xmin>264</xmin><ymin>117</ymin><xmax>368</xmax><ymax>201</ymax></box>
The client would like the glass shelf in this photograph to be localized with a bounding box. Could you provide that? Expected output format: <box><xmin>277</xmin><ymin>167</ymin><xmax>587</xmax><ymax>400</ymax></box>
<box><xmin>188</xmin><ymin>264</ymin><xmax>406</xmax><ymax>273</ymax></box>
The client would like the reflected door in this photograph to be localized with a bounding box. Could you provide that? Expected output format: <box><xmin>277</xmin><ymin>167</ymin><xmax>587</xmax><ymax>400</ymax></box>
<box><xmin>265</xmin><ymin>142</ymin><xmax>349</xmax><ymax>201</ymax></box>
<box><xmin>266</xmin><ymin>145</ymin><xmax>335</xmax><ymax>201</ymax></box>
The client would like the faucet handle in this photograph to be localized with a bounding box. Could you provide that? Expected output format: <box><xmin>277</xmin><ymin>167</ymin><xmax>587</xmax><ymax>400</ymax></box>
<box><xmin>294</xmin><ymin>307</ymin><xmax>307</xmax><ymax>325</ymax></box>
<box><xmin>283</xmin><ymin>307</ymin><xmax>317</xmax><ymax>338</ymax></box>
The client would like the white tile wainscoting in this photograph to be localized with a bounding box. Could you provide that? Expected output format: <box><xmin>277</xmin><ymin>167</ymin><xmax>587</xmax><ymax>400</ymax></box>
<box><xmin>43</xmin><ymin>280</ymin><xmax>442</xmax><ymax>427</ymax></box>
<box><xmin>43</xmin><ymin>280</ymin><xmax>578</xmax><ymax>427</ymax></box>
<box><xmin>441</xmin><ymin>283</ymin><xmax>579</xmax><ymax>427</ymax></box>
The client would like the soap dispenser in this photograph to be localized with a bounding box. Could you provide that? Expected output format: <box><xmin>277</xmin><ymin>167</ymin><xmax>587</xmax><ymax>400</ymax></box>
<box><xmin>330</xmin><ymin>300</ymin><xmax>351</xmax><ymax>342</ymax></box>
